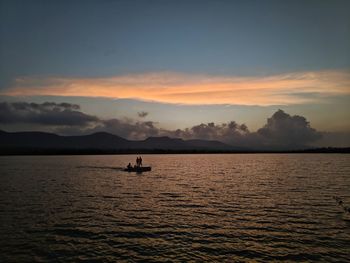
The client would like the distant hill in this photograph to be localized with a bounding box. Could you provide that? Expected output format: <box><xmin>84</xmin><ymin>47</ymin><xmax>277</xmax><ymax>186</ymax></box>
<box><xmin>0</xmin><ymin>130</ymin><xmax>349</xmax><ymax>154</ymax></box>
<box><xmin>0</xmin><ymin>130</ymin><xmax>238</xmax><ymax>154</ymax></box>
<box><xmin>186</xmin><ymin>139</ymin><xmax>238</xmax><ymax>151</ymax></box>
<box><xmin>0</xmin><ymin>130</ymin><xmax>129</xmax><ymax>149</ymax></box>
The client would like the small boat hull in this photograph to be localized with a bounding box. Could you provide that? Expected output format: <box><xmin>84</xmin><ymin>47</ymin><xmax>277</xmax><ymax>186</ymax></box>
<box><xmin>124</xmin><ymin>166</ymin><xmax>151</xmax><ymax>173</ymax></box>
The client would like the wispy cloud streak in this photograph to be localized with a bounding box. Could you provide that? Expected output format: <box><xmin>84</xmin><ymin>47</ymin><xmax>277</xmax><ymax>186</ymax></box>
<box><xmin>2</xmin><ymin>70</ymin><xmax>349</xmax><ymax>105</ymax></box>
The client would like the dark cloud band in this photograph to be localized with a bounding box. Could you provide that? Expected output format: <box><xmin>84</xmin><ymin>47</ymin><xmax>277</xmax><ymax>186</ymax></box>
<box><xmin>0</xmin><ymin>102</ymin><xmax>98</xmax><ymax>126</ymax></box>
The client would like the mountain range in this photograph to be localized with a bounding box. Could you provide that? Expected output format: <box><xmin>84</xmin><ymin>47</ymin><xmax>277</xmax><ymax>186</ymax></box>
<box><xmin>0</xmin><ymin>130</ymin><xmax>237</xmax><ymax>154</ymax></box>
<box><xmin>1</xmin><ymin>130</ymin><xmax>348</xmax><ymax>154</ymax></box>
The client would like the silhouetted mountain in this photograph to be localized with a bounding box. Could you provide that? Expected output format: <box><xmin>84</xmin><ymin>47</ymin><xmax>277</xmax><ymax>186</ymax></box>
<box><xmin>66</xmin><ymin>132</ymin><xmax>130</xmax><ymax>149</ymax></box>
<box><xmin>135</xmin><ymin>136</ymin><xmax>193</xmax><ymax>150</ymax></box>
<box><xmin>186</xmin><ymin>139</ymin><xmax>241</xmax><ymax>151</ymax></box>
<box><xmin>0</xmin><ymin>130</ymin><xmax>237</xmax><ymax>153</ymax></box>
<box><xmin>0</xmin><ymin>130</ymin><xmax>129</xmax><ymax>149</ymax></box>
<box><xmin>1</xmin><ymin>130</ymin><xmax>348</xmax><ymax>154</ymax></box>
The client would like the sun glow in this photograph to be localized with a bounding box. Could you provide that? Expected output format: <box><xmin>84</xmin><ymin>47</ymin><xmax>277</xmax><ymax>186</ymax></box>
<box><xmin>3</xmin><ymin>70</ymin><xmax>349</xmax><ymax>106</ymax></box>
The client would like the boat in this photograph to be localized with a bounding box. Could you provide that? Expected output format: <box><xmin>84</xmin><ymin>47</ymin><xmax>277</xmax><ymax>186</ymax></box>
<box><xmin>123</xmin><ymin>166</ymin><xmax>152</xmax><ymax>173</ymax></box>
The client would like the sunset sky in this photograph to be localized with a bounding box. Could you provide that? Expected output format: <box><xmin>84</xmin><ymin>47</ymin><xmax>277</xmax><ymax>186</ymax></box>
<box><xmin>0</xmin><ymin>0</ymin><xmax>349</xmax><ymax>147</ymax></box>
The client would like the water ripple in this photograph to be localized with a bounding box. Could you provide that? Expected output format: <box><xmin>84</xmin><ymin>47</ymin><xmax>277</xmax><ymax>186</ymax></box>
<box><xmin>0</xmin><ymin>154</ymin><xmax>350</xmax><ymax>262</ymax></box>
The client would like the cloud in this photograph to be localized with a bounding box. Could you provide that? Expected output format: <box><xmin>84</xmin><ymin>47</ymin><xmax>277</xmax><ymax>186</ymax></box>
<box><xmin>0</xmin><ymin>102</ymin><xmax>99</xmax><ymax>126</ymax></box>
<box><xmin>165</xmin><ymin>121</ymin><xmax>250</xmax><ymax>144</ymax></box>
<box><xmin>1</xmin><ymin>70</ymin><xmax>349</xmax><ymax>106</ymax></box>
<box><xmin>257</xmin><ymin>109</ymin><xmax>322</xmax><ymax>149</ymax></box>
<box><xmin>0</xmin><ymin>101</ymin><xmax>329</xmax><ymax>149</ymax></box>
<box><xmin>152</xmin><ymin>110</ymin><xmax>323</xmax><ymax>149</ymax></box>
<box><xmin>89</xmin><ymin>119</ymin><xmax>161</xmax><ymax>140</ymax></box>
<box><xmin>55</xmin><ymin>110</ymin><xmax>327</xmax><ymax>149</ymax></box>
<box><xmin>137</xmin><ymin>111</ymin><xmax>148</xmax><ymax>118</ymax></box>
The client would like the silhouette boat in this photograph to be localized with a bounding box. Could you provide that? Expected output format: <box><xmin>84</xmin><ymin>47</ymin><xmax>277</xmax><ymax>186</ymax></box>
<box><xmin>124</xmin><ymin>166</ymin><xmax>152</xmax><ymax>173</ymax></box>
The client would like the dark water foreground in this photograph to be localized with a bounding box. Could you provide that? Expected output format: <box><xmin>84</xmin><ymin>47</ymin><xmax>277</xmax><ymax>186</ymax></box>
<box><xmin>0</xmin><ymin>154</ymin><xmax>349</xmax><ymax>262</ymax></box>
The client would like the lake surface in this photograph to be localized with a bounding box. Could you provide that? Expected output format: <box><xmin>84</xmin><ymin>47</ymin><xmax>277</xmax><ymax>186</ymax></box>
<box><xmin>1</xmin><ymin>154</ymin><xmax>350</xmax><ymax>262</ymax></box>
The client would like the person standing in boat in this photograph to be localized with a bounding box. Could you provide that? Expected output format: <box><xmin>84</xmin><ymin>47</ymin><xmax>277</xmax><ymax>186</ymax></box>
<box><xmin>136</xmin><ymin>157</ymin><xmax>140</xmax><ymax>167</ymax></box>
<box><xmin>139</xmin><ymin>156</ymin><xmax>143</xmax><ymax>167</ymax></box>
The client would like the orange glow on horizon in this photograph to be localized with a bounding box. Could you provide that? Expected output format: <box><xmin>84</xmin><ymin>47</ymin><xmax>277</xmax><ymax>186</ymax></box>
<box><xmin>2</xmin><ymin>70</ymin><xmax>349</xmax><ymax>106</ymax></box>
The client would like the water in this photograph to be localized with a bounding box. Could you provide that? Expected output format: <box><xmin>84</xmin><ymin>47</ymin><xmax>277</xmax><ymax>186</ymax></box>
<box><xmin>0</xmin><ymin>154</ymin><xmax>349</xmax><ymax>262</ymax></box>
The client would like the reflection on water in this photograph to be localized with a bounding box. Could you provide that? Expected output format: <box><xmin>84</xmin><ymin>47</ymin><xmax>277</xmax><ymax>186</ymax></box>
<box><xmin>0</xmin><ymin>154</ymin><xmax>350</xmax><ymax>262</ymax></box>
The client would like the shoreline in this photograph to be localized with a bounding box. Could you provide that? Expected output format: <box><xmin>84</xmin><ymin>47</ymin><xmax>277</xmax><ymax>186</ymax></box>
<box><xmin>1</xmin><ymin>147</ymin><xmax>349</xmax><ymax>156</ymax></box>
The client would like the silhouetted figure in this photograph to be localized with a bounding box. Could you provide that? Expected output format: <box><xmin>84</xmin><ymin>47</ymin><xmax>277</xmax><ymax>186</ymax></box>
<box><xmin>139</xmin><ymin>156</ymin><xmax>143</xmax><ymax>166</ymax></box>
<box><xmin>127</xmin><ymin>163</ymin><xmax>132</xmax><ymax>170</ymax></box>
<box><xmin>136</xmin><ymin>157</ymin><xmax>140</xmax><ymax>167</ymax></box>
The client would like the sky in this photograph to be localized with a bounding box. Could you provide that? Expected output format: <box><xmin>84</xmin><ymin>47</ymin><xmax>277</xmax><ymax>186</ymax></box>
<box><xmin>0</xmin><ymin>0</ymin><xmax>349</xmax><ymax>148</ymax></box>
